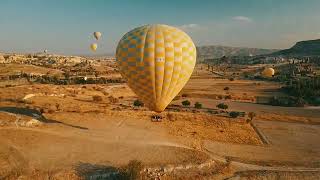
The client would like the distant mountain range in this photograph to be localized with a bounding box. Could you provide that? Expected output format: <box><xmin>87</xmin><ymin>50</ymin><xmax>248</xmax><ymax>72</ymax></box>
<box><xmin>196</xmin><ymin>45</ymin><xmax>279</xmax><ymax>59</ymax></box>
<box><xmin>273</xmin><ymin>39</ymin><xmax>320</xmax><ymax>57</ymax></box>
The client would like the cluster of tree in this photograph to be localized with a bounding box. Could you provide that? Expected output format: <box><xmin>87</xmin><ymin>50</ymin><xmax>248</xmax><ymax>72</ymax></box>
<box><xmin>281</xmin><ymin>76</ymin><xmax>320</xmax><ymax>106</ymax></box>
<box><xmin>34</xmin><ymin>75</ymin><xmax>125</xmax><ymax>85</ymax></box>
<box><xmin>181</xmin><ymin>100</ymin><xmax>203</xmax><ymax>109</ymax></box>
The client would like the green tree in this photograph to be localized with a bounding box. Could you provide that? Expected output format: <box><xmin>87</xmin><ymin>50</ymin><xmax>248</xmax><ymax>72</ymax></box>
<box><xmin>216</xmin><ymin>103</ymin><xmax>228</xmax><ymax>110</ymax></box>
<box><xmin>182</xmin><ymin>100</ymin><xmax>191</xmax><ymax>106</ymax></box>
<box><xmin>229</xmin><ymin>111</ymin><xmax>240</xmax><ymax>118</ymax></box>
<box><xmin>133</xmin><ymin>100</ymin><xmax>144</xmax><ymax>107</ymax></box>
<box><xmin>194</xmin><ymin>102</ymin><xmax>202</xmax><ymax>109</ymax></box>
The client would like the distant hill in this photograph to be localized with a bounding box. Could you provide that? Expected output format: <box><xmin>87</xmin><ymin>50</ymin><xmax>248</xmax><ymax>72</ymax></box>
<box><xmin>197</xmin><ymin>45</ymin><xmax>279</xmax><ymax>59</ymax></box>
<box><xmin>273</xmin><ymin>39</ymin><xmax>320</xmax><ymax>57</ymax></box>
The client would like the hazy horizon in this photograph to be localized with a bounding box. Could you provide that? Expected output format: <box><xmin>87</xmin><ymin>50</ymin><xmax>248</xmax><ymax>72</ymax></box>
<box><xmin>1</xmin><ymin>0</ymin><xmax>320</xmax><ymax>56</ymax></box>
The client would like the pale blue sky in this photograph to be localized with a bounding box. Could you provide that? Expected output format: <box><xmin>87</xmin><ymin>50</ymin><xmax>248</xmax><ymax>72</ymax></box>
<box><xmin>0</xmin><ymin>0</ymin><xmax>319</xmax><ymax>55</ymax></box>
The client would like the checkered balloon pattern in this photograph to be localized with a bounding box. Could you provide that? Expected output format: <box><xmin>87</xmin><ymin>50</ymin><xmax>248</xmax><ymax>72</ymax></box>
<box><xmin>116</xmin><ymin>24</ymin><xmax>196</xmax><ymax>112</ymax></box>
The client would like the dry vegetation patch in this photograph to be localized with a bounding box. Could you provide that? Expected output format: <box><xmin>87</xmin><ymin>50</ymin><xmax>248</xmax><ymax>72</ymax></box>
<box><xmin>257</xmin><ymin>112</ymin><xmax>320</xmax><ymax>125</ymax></box>
<box><xmin>162</xmin><ymin>112</ymin><xmax>263</xmax><ymax>147</ymax></box>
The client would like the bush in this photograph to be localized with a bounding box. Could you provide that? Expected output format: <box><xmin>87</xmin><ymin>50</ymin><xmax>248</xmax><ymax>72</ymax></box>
<box><xmin>109</xmin><ymin>96</ymin><xmax>119</xmax><ymax>103</ymax></box>
<box><xmin>133</xmin><ymin>99</ymin><xmax>144</xmax><ymax>107</ymax></box>
<box><xmin>181</xmin><ymin>100</ymin><xmax>191</xmax><ymax>106</ymax></box>
<box><xmin>92</xmin><ymin>95</ymin><xmax>103</xmax><ymax>102</ymax></box>
<box><xmin>224</xmin><ymin>87</ymin><xmax>230</xmax><ymax>91</ymax></box>
<box><xmin>102</xmin><ymin>91</ymin><xmax>109</xmax><ymax>96</ymax></box>
<box><xmin>194</xmin><ymin>102</ymin><xmax>202</xmax><ymax>109</ymax></box>
<box><xmin>229</xmin><ymin>77</ymin><xmax>235</xmax><ymax>81</ymax></box>
<box><xmin>217</xmin><ymin>103</ymin><xmax>228</xmax><ymax>110</ymax></box>
<box><xmin>181</xmin><ymin>94</ymin><xmax>188</xmax><ymax>98</ymax></box>
<box><xmin>55</xmin><ymin>103</ymin><xmax>60</xmax><ymax>111</ymax></box>
<box><xmin>119</xmin><ymin>160</ymin><xmax>143</xmax><ymax>180</ymax></box>
<box><xmin>229</xmin><ymin>111</ymin><xmax>240</xmax><ymax>118</ymax></box>
<box><xmin>48</xmin><ymin>109</ymin><xmax>55</xmax><ymax>114</ymax></box>
<box><xmin>39</xmin><ymin>108</ymin><xmax>45</xmax><ymax>114</ymax></box>
<box><xmin>225</xmin><ymin>95</ymin><xmax>232</xmax><ymax>99</ymax></box>
<box><xmin>248</xmin><ymin>112</ymin><xmax>256</xmax><ymax>122</ymax></box>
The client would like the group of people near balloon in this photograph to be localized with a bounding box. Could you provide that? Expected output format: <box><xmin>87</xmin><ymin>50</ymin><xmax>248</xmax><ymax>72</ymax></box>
<box><xmin>90</xmin><ymin>32</ymin><xmax>101</xmax><ymax>52</ymax></box>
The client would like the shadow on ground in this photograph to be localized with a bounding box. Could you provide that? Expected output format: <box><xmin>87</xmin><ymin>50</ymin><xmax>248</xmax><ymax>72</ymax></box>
<box><xmin>75</xmin><ymin>162</ymin><xmax>120</xmax><ymax>179</ymax></box>
<box><xmin>0</xmin><ymin>106</ymin><xmax>88</xmax><ymax>130</ymax></box>
<box><xmin>74</xmin><ymin>160</ymin><xmax>143</xmax><ymax>180</ymax></box>
<box><xmin>75</xmin><ymin>160</ymin><xmax>143</xmax><ymax>180</ymax></box>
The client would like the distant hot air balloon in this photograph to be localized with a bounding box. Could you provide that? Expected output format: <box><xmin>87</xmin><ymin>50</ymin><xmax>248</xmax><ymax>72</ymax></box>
<box><xmin>262</xmin><ymin>67</ymin><xmax>275</xmax><ymax>77</ymax></box>
<box><xmin>93</xmin><ymin>32</ymin><xmax>102</xmax><ymax>40</ymax></box>
<box><xmin>44</xmin><ymin>49</ymin><xmax>48</xmax><ymax>53</ymax></box>
<box><xmin>116</xmin><ymin>24</ymin><xmax>197</xmax><ymax>112</ymax></box>
<box><xmin>90</xmin><ymin>43</ymin><xmax>98</xmax><ymax>52</ymax></box>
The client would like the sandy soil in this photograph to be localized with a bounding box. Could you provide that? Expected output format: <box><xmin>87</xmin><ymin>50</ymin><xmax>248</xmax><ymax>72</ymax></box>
<box><xmin>0</xmin><ymin>63</ymin><xmax>319</xmax><ymax>179</ymax></box>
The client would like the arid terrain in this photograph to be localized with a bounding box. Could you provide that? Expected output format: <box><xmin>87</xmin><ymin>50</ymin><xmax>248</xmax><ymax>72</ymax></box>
<box><xmin>0</xmin><ymin>53</ymin><xmax>319</xmax><ymax>179</ymax></box>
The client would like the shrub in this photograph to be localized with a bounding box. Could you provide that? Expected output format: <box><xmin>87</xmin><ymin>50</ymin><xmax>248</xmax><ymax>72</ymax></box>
<box><xmin>224</xmin><ymin>87</ymin><xmax>230</xmax><ymax>91</ymax></box>
<box><xmin>181</xmin><ymin>100</ymin><xmax>191</xmax><ymax>106</ymax></box>
<box><xmin>133</xmin><ymin>99</ymin><xmax>144</xmax><ymax>107</ymax></box>
<box><xmin>55</xmin><ymin>103</ymin><xmax>60</xmax><ymax>111</ymax></box>
<box><xmin>229</xmin><ymin>77</ymin><xmax>235</xmax><ymax>81</ymax></box>
<box><xmin>225</xmin><ymin>95</ymin><xmax>232</xmax><ymax>99</ymax></box>
<box><xmin>217</xmin><ymin>103</ymin><xmax>228</xmax><ymax>110</ymax></box>
<box><xmin>48</xmin><ymin>109</ymin><xmax>55</xmax><ymax>114</ymax></box>
<box><xmin>102</xmin><ymin>91</ymin><xmax>109</xmax><ymax>96</ymax></box>
<box><xmin>248</xmin><ymin>112</ymin><xmax>256</xmax><ymax>123</ymax></box>
<box><xmin>39</xmin><ymin>108</ymin><xmax>45</xmax><ymax>114</ymax></box>
<box><xmin>92</xmin><ymin>95</ymin><xmax>103</xmax><ymax>102</ymax></box>
<box><xmin>119</xmin><ymin>160</ymin><xmax>143</xmax><ymax>180</ymax></box>
<box><xmin>194</xmin><ymin>102</ymin><xmax>202</xmax><ymax>109</ymax></box>
<box><xmin>229</xmin><ymin>111</ymin><xmax>240</xmax><ymax>118</ymax></box>
<box><xmin>181</xmin><ymin>94</ymin><xmax>188</xmax><ymax>98</ymax></box>
<box><xmin>108</xmin><ymin>96</ymin><xmax>119</xmax><ymax>103</ymax></box>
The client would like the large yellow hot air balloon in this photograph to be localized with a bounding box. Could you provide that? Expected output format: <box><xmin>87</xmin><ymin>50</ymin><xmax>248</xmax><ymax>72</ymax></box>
<box><xmin>90</xmin><ymin>43</ymin><xmax>98</xmax><ymax>52</ymax></box>
<box><xmin>93</xmin><ymin>32</ymin><xmax>102</xmax><ymax>40</ymax></box>
<box><xmin>116</xmin><ymin>24</ymin><xmax>197</xmax><ymax>112</ymax></box>
<box><xmin>262</xmin><ymin>67</ymin><xmax>275</xmax><ymax>77</ymax></box>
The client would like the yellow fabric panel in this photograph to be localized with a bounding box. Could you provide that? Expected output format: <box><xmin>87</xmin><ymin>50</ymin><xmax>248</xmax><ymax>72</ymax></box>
<box><xmin>90</xmin><ymin>43</ymin><xmax>97</xmax><ymax>52</ymax></box>
<box><xmin>262</xmin><ymin>68</ymin><xmax>275</xmax><ymax>77</ymax></box>
<box><xmin>116</xmin><ymin>24</ymin><xmax>196</xmax><ymax>112</ymax></box>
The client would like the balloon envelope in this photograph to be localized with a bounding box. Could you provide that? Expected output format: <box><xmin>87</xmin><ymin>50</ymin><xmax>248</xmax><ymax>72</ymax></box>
<box><xmin>90</xmin><ymin>43</ymin><xmax>97</xmax><ymax>52</ymax></box>
<box><xmin>116</xmin><ymin>24</ymin><xmax>197</xmax><ymax>112</ymax></box>
<box><xmin>93</xmin><ymin>32</ymin><xmax>102</xmax><ymax>40</ymax></box>
<box><xmin>262</xmin><ymin>68</ymin><xmax>275</xmax><ymax>77</ymax></box>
